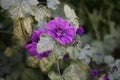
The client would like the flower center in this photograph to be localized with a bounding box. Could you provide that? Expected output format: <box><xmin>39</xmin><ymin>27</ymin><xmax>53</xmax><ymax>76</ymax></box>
<box><xmin>56</xmin><ymin>28</ymin><xmax>64</xmax><ymax>36</ymax></box>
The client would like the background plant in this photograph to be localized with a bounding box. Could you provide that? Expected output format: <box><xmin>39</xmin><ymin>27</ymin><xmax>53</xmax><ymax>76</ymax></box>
<box><xmin>0</xmin><ymin>0</ymin><xmax>120</xmax><ymax>80</ymax></box>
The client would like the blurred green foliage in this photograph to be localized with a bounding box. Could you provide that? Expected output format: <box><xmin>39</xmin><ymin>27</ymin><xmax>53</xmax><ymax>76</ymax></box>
<box><xmin>0</xmin><ymin>0</ymin><xmax>120</xmax><ymax>80</ymax></box>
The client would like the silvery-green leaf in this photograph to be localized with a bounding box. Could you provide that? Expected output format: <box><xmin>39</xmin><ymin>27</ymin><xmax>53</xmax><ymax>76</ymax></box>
<box><xmin>115</xmin><ymin>59</ymin><xmax>120</xmax><ymax>72</ymax></box>
<box><xmin>93</xmin><ymin>52</ymin><xmax>104</xmax><ymax>64</ymax></box>
<box><xmin>47</xmin><ymin>0</ymin><xmax>60</xmax><ymax>10</ymax></box>
<box><xmin>0</xmin><ymin>0</ymin><xmax>38</xmax><ymax>9</ymax></box>
<box><xmin>64</xmin><ymin>4</ymin><xmax>77</xmax><ymax>20</ymax></box>
<box><xmin>53</xmin><ymin>44</ymin><xmax>66</xmax><ymax>59</ymax></box>
<box><xmin>21</xmin><ymin>17</ymin><xmax>33</xmax><ymax>37</ymax></box>
<box><xmin>39</xmin><ymin>53</ymin><xmax>56</xmax><ymax>72</ymax></box>
<box><xmin>64</xmin><ymin>4</ymin><xmax>79</xmax><ymax>28</ymax></box>
<box><xmin>39</xmin><ymin>58</ymin><xmax>49</xmax><ymax>72</ymax></box>
<box><xmin>32</xmin><ymin>6</ymin><xmax>51</xmax><ymax>21</ymax></box>
<box><xmin>37</xmin><ymin>35</ymin><xmax>55</xmax><ymax>53</ymax></box>
<box><xmin>51</xmin><ymin>3</ymin><xmax>66</xmax><ymax>19</ymax></box>
<box><xmin>80</xmin><ymin>34</ymin><xmax>93</xmax><ymax>46</ymax></box>
<box><xmin>91</xmin><ymin>40</ymin><xmax>104</xmax><ymax>54</ymax></box>
<box><xmin>109</xmin><ymin>71</ymin><xmax>120</xmax><ymax>80</ymax></box>
<box><xmin>36</xmin><ymin>20</ymin><xmax>47</xmax><ymax>29</ymax></box>
<box><xmin>66</xmin><ymin>46</ymin><xmax>74</xmax><ymax>59</ymax></box>
<box><xmin>0</xmin><ymin>0</ymin><xmax>39</xmax><ymax>18</ymax></box>
<box><xmin>103</xmin><ymin>35</ymin><xmax>117</xmax><ymax>54</ymax></box>
<box><xmin>63</xmin><ymin>61</ymin><xmax>90</xmax><ymax>80</ymax></box>
<box><xmin>104</xmin><ymin>55</ymin><xmax>115</xmax><ymax>67</ymax></box>
<box><xmin>79</xmin><ymin>44</ymin><xmax>95</xmax><ymax>64</ymax></box>
<box><xmin>26</xmin><ymin>56</ymin><xmax>39</xmax><ymax>68</ymax></box>
<box><xmin>66</xmin><ymin>46</ymin><xmax>80</xmax><ymax>60</ymax></box>
<box><xmin>91</xmin><ymin>41</ymin><xmax>105</xmax><ymax>64</ymax></box>
<box><xmin>13</xmin><ymin>17</ymin><xmax>33</xmax><ymax>42</ymax></box>
<box><xmin>48</xmin><ymin>71</ymin><xmax>61</xmax><ymax>80</ymax></box>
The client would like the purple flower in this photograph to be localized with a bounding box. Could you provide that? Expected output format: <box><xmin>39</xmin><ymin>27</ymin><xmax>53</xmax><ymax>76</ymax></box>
<box><xmin>63</xmin><ymin>54</ymin><xmax>69</xmax><ymax>60</ymax></box>
<box><xmin>25</xmin><ymin>29</ymin><xmax>50</xmax><ymax>60</ymax></box>
<box><xmin>46</xmin><ymin>17</ymin><xmax>75</xmax><ymax>45</ymax></box>
<box><xmin>25</xmin><ymin>42</ymin><xmax>38</xmax><ymax>56</ymax></box>
<box><xmin>76</xmin><ymin>27</ymin><xmax>84</xmax><ymax>36</ymax></box>
<box><xmin>91</xmin><ymin>69</ymin><xmax>98</xmax><ymax>77</ymax></box>
<box><xmin>30</xmin><ymin>29</ymin><xmax>45</xmax><ymax>42</ymax></box>
<box><xmin>103</xmin><ymin>77</ymin><xmax>110</xmax><ymax>80</ymax></box>
<box><xmin>38</xmin><ymin>51</ymin><xmax>50</xmax><ymax>59</ymax></box>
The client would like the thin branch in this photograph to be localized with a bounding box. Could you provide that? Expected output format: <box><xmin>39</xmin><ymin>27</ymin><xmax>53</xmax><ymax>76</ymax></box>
<box><xmin>56</xmin><ymin>61</ymin><xmax>64</xmax><ymax>80</ymax></box>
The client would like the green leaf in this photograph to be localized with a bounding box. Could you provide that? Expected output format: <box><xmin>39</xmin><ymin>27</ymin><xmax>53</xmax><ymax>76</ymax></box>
<box><xmin>0</xmin><ymin>0</ymin><xmax>39</xmax><ymax>18</ymax></box>
<box><xmin>32</xmin><ymin>6</ymin><xmax>51</xmax><ymax>22</ymax></box>
<box><xmin>104</xmin><ymin>55</ymin><xmax>115</xmax><ymax>67</ymax></box>
<box><xmin>63</xmin><ymin>61</ymin><xmax>90</xmax><ymax>80</ymax></box>
<box><xmin>64</xmin><ymin>4</ymin><xmax>79</xmax><ymax>28</ymax></box>
<box><xmin>47</xmin><ymin>0</ymin><xmax>60</xmax><ymax>10</ymax></box>
<box><xmin>39</xmin><ymin>53</ymin><xmax>56</xmax><ymax>72</ymax></box>
<box><xmin>26</xmin><ymin>56</ymin><xmax>39</xmax><ymax>68</ymax></box>
<box><xmin>79</xmin><ymin>44</ymin><xmax>95</xmax><ymax>64</ymax></box>
<box><xmin>66</xmin><ymin>46</ymin><xmax>79</xmax><ymax>60</ymax></box>
<box><xmin>53</xmin><ymin>44</ymin><xmax>66</xmax><ymax>59</ymax></box>
<box><xmin>48</xmin><ymin>71</ymin><xmax>61</xmax><ymax>80</ymax></box>
<box><xmin>13</xmin><ymin>17</ymin><xmax>33</xmax><ymax>42</ymax></box>
<box><xmin>115</xmin><ymin>59</ymin><xmax>120</xmax><ymax>72</ymax></box>
<box><xmin>36</xmin><ymin>34</ymin><xmax>55</xmax><ymax>53</ymax></box>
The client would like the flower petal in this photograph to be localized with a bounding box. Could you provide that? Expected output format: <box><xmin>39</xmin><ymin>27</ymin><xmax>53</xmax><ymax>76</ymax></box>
<box><xmin>42</xmin><ymin>51</ymin><xmax>50</xmax><ymax>57</ymax></box>
<box><xmin>64</xmin><ymin>27</ymin><xmax>75</xmax><ymax>37</ymax></box>
<box><xmin>57</xmin><ymin>36</ymin><xmax>66</xmax><ymax>45</ymax></box>
<box><xmin>30</xmin><ymin>29</ymin><xmax>45</xmax><ymax>42</ymax></box>
<box><xmin>29</xmin><ymin>49</ymin><xmax>37</xmax><ymax>56</ymax></box>
<box><xmin>38</xmin><ymin>54</ymin><xmax>43</xmax><ymax>60</ymax></box>
<box><xmin>46</xmin><ymin>20</ymin><xmax>57</xmax><ymax>30</ymax></box>
<box><xmin>25</xmin><ymin>42</ymin><xmax>37</xmax><ymax>50</ymax></box>
<box><xmin>65</xmin><ymin>35</ymin><xmax>73</xmax><ymax>43</ymax></box>
<box><xmin>55</xmin><ymin>17</ymin><xmax>62</xmax><ymax>26</ymax></box>
<box><xmin>47</xmin><ymin>30</ymin><xmax>57</xmax><ymax>38</ymax></box>
<box><xmin>61</xmin><ymin>21</ymin><xmax>70</xmax><ymax>29</ymax></box>
<box><xmin>76</xmin><ymin>27</ymin><xmax>84</xmax><ymax>36</ymax></box>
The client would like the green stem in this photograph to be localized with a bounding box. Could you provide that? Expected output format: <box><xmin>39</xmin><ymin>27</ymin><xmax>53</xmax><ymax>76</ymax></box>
<box><xmin>56</xmin><ymin>61</ymin><xmax>63</xmax><ymax>80</ymax></box>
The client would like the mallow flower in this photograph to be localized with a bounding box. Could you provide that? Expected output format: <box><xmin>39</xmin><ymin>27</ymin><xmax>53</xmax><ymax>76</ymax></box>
<box><xmin>103</xmin><ymin>77</ymin><xmax>110</xmax><ymax>80</ymax></box>
<box><xmin>46</xmin><ymin>17</ymin><xmax>75</xmax><ymax>45</ymax></box>
<box><xmin>91</xmin><ymin>69</ymin><xmax>98</xmax><ymax>77</ymax></box>
<box><xmin>25</xmin><ymin>30</ymin><xmax>50</xmax><ymax>60</ymax></box>
<box><xmin>76</xmin><ymin>26</ymin><xmax>84</xmax><ymax>36</ymax></box>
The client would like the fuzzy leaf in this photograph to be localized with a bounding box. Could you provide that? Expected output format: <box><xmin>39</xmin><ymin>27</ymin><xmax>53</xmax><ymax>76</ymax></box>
<box><xmin>39</xmin><ymin>53</ymin><xmax>56</xmax><ymax>72</ymax></box>
<box><xmin>26</xmin><ymin>56</ymin><xmax>39</xmax><ymax>68</ymax></box>
<box><xmin>79</xmin><ymin>44</ymin><xmax>95</xmax><ymax>64</ymax></box>
<box><xmin>64</xmin><ymin>4</ymin><xmax>79</xmax><ymax>28</ymax></box>
<box><xmin>36</xmin><ymin>35</ymin><xmax>55</xmax><ymax>53</ymax></box>
<box><xmin>48</xmin><ymin>71</ymin><xmax>61</xmax><ymax>80</ymax></box>
<box><xmin>33</xmin><ymin>6</ymin><xmax>51</xmax><ymax>22</ymax></box>
<box><xmin>66</xmin><ymin>46</ymin><xmax>79</xmax><ymax>60</ymax></box>
<box><xmin>63</xmin><ymin>62</ymin><xmax>90</xmax><ymax>80</ymax></box>
<box><xmin>115</xmin><ymin>59</ymin><xmax>120</xmax><ymax>72</ymax></box>
<box><xmin>22</xmin><ymin>17</ymin><xmax>33</xmax><ymax>36</ymax></box>
<box><xmin>36</xmin><ymin>20</ymin><xmax>47</xmax><ymax>29</ymax></box>
<box><xmin>51</xmin><ymin>3</ymin><xmax>66</xmax><ymax>19</ymax></box>
<box><xmin>53</xmin><ymin>44</ymin><xmax>66</xmax><ymax>59</ymax></box>
<box><xmin>104</xmin><ymin>55</ymin><xmax>115</xmax><ymax>67</ymax></box>
<box><xmin>0</xmin><ymin>0</ymin><xmax>39</xmax><ymax>18</ymax></box>
<box><xmin>13</xmin><ymin>17</ymin><xmax>33</xmax><ymax>42</ymax></box>
<box><xmin>47</xmin><ymin>0</ymin><xmax>60</xmax><ymax>10</ymax></box>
